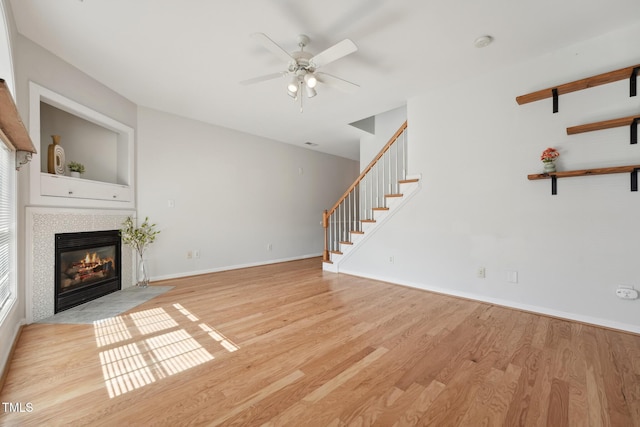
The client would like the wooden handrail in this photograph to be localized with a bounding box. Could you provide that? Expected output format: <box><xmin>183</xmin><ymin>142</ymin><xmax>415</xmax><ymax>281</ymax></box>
<box><xmin>516</xmin><ymin>64</ymin><xmax>640</xmax><ymax>105</ymax></box>
<box><xmin>327</xmin><ymin>121</ymin><xmax>407</xmax><ymax>216</ymax></box>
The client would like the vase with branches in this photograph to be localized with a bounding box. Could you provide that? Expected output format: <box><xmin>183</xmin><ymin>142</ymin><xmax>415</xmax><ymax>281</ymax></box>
<box><xmin>120</xmin><ymin>216</ymin><xmax>160</xmax><ymax>287</ymax></box>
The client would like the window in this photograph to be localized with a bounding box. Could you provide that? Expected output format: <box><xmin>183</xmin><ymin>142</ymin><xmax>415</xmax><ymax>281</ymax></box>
<box><xmin>0</xmin><ymin>142</ymin><xmax>14</xmax><ymax>315</ymax></box>
<box><xmin>0</xmin><ymin>1</ymin><xmax>15</xmax><ymax>320</ymax></box>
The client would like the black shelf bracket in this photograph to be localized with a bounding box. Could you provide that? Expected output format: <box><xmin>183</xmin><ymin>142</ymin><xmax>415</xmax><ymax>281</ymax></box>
<box><xmin>546</xmin><ymin>170</ymin><xmax>639</xmax><ymax>195</ymax></box>
<box><xmin>631</xmin><ymin>67</ymin><xmax>639</xmax><ymax>97</ymax></box>
<box><xmin>632</xmin><ymin>117</ymin><xmax>639</xmax><ymax>145</ymax></box>
<box><xmin>552</xmin><ymin>88</ymin><xmax>559</xmax><ymax>113</ymax></box>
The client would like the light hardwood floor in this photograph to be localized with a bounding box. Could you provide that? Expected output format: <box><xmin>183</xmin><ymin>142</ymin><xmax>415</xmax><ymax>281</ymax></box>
<box><xmin>1</xmin><ymin>258</ymin><xmax>639</xmax><ymax>426</ymax></box>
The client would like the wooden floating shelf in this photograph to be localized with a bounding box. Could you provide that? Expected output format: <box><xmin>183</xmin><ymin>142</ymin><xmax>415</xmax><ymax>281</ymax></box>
<box><xmin>516</xmin><ymin>64</ymin><xmax>639</xmax><ymax>111</ymax></box>
<box><xmin>567</xmin><ymin>114</ymin><xmax>639</xmax><ymax>134</ymax></box>
<box><xmin>0</xmin><ymin>79</ymin><xmax>37</xmax><ymax>155</ymax></box>
<box><xmin>528</xmin><ymin>165</ymin><xmax>640</xmax><ymax>195</ymax></box>
<box><xmin>528</xmin><ymin>165</ymin><xmax>640</xmax><ymax>180</ymax></box>
<box><xmin>566</xmin><ymin>113</ymin><xmax>639</xmax><ymax>144</ymax></box>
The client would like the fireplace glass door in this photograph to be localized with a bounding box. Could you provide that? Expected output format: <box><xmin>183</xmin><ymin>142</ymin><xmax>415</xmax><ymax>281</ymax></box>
<box><xmin>55</xmin><ymin>230</ymin><xmax>121</xmax><ymax>313</ymax></box>
<box><xmin>59</xmin><ymin>245</ymin><xmax>117</xmax><ymax>292</ymax></box>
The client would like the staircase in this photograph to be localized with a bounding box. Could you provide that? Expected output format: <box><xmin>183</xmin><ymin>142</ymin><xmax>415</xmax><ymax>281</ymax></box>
<box><xmin>322</xmin><ymin>121</ymin><xmax>420</xmax><ymax>272</ymax></box>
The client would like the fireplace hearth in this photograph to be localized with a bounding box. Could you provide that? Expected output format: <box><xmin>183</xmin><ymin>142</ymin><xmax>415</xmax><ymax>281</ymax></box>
<box><xmin>55</xmin><ymin>230</ymin><xmax>122</xmax><ymax>313</ymax></box>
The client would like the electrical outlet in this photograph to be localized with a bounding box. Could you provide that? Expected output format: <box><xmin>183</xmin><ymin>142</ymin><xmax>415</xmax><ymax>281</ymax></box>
<box><xmin>389</xmin><ymin>256</ymin><xmax>394</xmax><ymax>264</ymax></box>
<box><xmin>193</xmin><ymin>249</ymin><xmax>200</xmax><ymax>259</ymax></box>
<box><xmin>616</xmin><ymin>286</ymin><xmax>639</xmax><ymax>300</ymax></box>
<box><xmin>186</xmin><ymin>250</ymin><xmax>192</xmax><ymax>259</ymax></box>
<box><xmin>507</xmin><ymin>271</ymin><xmax>518</xmax><ymax>283</ymax></box>
<box><xmin>477</xmin><ymin>267</ymin><xmax>486</xmax><ymax>279</ymax></box>
<box><xmin>267</xmin><ymin>243</ymin><xmax>273</xmax><ymax>251</ymax></box>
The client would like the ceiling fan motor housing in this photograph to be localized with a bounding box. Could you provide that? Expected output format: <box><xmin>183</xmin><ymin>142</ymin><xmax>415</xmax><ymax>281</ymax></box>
<box><xmin>289</xmin><ymin>51</ymin><xmax>313</xmax><ymax>73</ymax></box>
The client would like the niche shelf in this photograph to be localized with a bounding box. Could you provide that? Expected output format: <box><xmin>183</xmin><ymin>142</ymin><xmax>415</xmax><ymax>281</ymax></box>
<box><xmin>566</xmin><ymin>114</ymin><xmax>639</xmax><ymax>144</ymax></box>
<box><xmin>516</xmin><ymin>64</ymin><xmax>639</xmax><ymax>113</ymax></box>
<box><xmin>527</xmin><ymin>165</ymin><xmax>640</xmax><ymax>195</ymax></box>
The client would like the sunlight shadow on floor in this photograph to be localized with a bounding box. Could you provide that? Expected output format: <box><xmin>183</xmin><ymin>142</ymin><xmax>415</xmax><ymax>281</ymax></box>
<box><xmin>94</xmin><ymin>302</ymin><xmax>240</xmax><ymax>398</ymax></box>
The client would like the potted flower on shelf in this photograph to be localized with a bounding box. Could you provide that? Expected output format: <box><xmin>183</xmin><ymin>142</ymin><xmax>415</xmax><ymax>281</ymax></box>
<box><xmin>120</xmin><ymin>216</ymin><xmax>160</xmax><ymax>287</ymax></box>
<box><xmin>541</xmin><ymin>147</ymin><xmax>560</xmax><ymax>173</ymax></box>
<box><xmin>67</xmin><ymin>161</ymin><xmax>85</xmax><ymax>178</ymax></box>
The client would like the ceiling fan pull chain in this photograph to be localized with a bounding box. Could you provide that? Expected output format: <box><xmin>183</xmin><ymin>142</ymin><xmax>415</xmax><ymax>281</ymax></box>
<box><xmin>300</xmin><ymin>82</ymin><xmax>304</xmax><ymax>113</ymax></box>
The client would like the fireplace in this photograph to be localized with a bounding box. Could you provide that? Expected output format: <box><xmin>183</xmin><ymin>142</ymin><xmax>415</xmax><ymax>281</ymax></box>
<box><xmin>55</xmin><ymin>230</ymin><xmax>122</xmax><ymax>313</ymax></box>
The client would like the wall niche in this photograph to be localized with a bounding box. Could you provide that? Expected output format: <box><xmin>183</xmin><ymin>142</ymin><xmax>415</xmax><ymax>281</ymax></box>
<box><xmin>40</xmin><ymin>102</ymin><xmax>120</xmax><ymax>184</ymax></box>
<box><xmin>28</xmin><ymin>82</ymin><xmax>135</xmax><ymax>208</ymax></box>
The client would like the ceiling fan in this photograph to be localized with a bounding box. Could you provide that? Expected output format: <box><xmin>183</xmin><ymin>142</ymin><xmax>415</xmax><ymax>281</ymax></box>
<box><xmin>241</xmin><ymin>33</ymin><xmax>359</xmax><ymax>107</ymax></box>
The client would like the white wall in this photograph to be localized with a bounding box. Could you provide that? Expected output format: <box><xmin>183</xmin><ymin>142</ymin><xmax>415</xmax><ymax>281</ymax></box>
<box><xmin>14</xmin><ymin>36</ymin><xmax>137</xmax><ymax>130</ymax></box>
<box><xmin>341</xmin><ymin>23</ymin><xmax>640</xmax><ymax>332</ymax></box>
<box><xmin>0</xmin><ymin>0</ymin><xmax>13</xmax><ymax>92</ymax></box>
<box><xmin>359</xmin><ymin>106</ymin><xmax>407</xmax><ymax>170</ymax></box>
<box><xmin>137</xmin><ymin>107</ymin><xmax>359</xmax><ymax>280</ymax></box>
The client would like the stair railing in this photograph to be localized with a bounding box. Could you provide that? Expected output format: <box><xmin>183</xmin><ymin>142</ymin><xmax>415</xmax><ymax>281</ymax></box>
<box><xmin>323</xmin><ymin>121</ymin><xmax>408</xmax><ymax>262</ymax></box>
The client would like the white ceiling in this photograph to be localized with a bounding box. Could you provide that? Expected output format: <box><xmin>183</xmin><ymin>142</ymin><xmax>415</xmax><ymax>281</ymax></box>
<box><xmin>9</xmin><ymin>0</ymin><xmax>640</xmax><ymax>160</ymax></box>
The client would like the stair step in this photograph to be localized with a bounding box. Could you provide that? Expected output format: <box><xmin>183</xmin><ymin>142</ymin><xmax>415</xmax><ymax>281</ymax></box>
<box><xmin>324</xmin><ymin>171</ymin><xmax>421</xmax><ymax>273</ymax></box>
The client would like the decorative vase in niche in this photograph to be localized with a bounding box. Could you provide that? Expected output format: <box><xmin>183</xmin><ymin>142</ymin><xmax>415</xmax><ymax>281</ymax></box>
<box><xmin>543</xmin><ymin>161</ymin><xmax>556</xmax><ymax>173</ymax></box>
<box><xmin>47</xmin><ymin>135</ymin><xmax>65</xmax><ymax>175</ymax></box>
<box><xmin>137</xmin><ymin>255</ymin><xmax>149</xmax><ymax>287</ymax></box>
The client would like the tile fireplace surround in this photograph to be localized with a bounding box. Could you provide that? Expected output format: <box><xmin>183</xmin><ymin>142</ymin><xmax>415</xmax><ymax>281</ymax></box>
<box><xmin>25</xmin><ymin>207</ymin><xmax>136</xmax><ymax>323</ymax></box>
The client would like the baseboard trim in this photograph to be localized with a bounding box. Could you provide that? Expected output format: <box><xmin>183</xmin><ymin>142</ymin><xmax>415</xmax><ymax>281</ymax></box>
<box><xmin>151</xmin><ymin>253</ymin><xmax>323</xmax><ymax>282</ymax></box>
<box><xmin>0</xmin><ymin>322</ymin><xmax>24</xmax><ymax>393</ymax></box>
<box><xmin>339</xmin><ymin>268</ymin><xmax>640</xmax><ymax>335</ymax></box>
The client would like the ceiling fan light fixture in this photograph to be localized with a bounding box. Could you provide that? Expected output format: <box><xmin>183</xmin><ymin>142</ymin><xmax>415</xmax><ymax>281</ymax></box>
<box><xmin>304</xmin><ymin>73</ymin><xmax>317</xmax><ymax>88</ymax></box>
<box><xmin>287</xmin><ymin>88</ymin><xmax>297</xmax><ymax>98</ymax></box>
<box><xmin>287</xmin><ymin>76</ymin><xmax>299</xmax><ymax>92</ymax></box>
<box><xmin>305</xmin><ymin>85</ymin><xmax>317</xmax><ymax>98</ymax></box>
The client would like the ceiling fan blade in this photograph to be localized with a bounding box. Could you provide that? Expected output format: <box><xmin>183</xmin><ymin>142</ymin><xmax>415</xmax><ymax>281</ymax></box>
<box><xmin>316</xmin><ymin>72</ymin><xmax>360</xmax><ymax>94</ymax></box>
<box><xmin>240</xmin><ymin>72</ymin><xmax>288</xmax><ymax>86</ymax></box>
<box><xmin>251</xmin><ymin>32</ymin><xmax>295</xmax><ymax>65</ymax></box>
<box><xmin>309</xmin><ymin>39</ymin><xmax>358</xmax><ymax>69</ymax></box>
